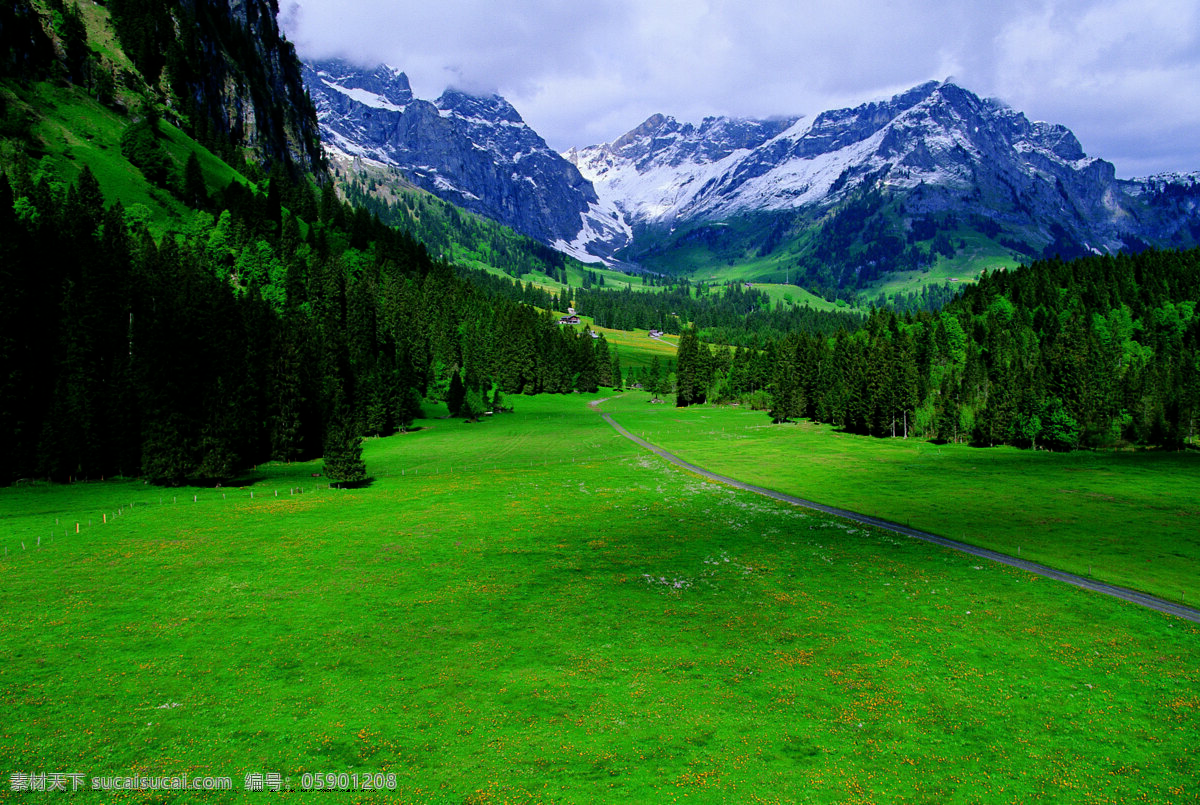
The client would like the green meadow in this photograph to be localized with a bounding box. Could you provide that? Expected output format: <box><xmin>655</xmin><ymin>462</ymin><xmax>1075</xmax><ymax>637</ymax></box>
<box><xmin>861</xmin><ymin>231</ymin><xmax>1020</xmax><ymax>300</ymax></box>
<box><xmin>740</xmin><ymin>283</ymin><xmax>860</xmax><ymax>314</ymax></box>
<box><xmin>590</xmin><ymin>326</ymin><xmax>678</xmax><ymax>372</ymax></box>
<box><xmin>599</xmin><ymin>394</ymin><xmax>1200</xmax><ymax>605</ymax></box>
<box><xmin>2</xmin><ymin>394</ymin><xmax>1197</xmax><ymax>802</ymax></box>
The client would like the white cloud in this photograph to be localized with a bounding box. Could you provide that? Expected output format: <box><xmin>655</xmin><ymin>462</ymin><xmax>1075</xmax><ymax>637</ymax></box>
<box><xmin>283</xmin><ymin>0</ymin><xmax>1200</xmax><ymax>177</ymax></box>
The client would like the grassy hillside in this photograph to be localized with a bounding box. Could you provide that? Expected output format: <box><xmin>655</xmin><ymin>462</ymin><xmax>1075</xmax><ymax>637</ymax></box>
<box><xmin>572</xmin><ymin>321</ymin><xmax>679</xmax><ymax>373</ymax></box>
<box><xmin>0</xmin><ymin>0</ymin><xmax>266</xmax><ymax>239</ymax></box>
<box><xmin>862</xmin><ymin>230</ymin><xmax>1020</xmax><ymax>300</ymax></box>
<box><xmin>741</xmin><ymin>282</ymin><xmax>863</xmax><ymax>314</ymax></box>
<box><xmin>2</xmin><ymin>393</ymin><xmax>1196</xmax><ymax>801</ymax></box>
<box><xmin>3</xmin><ymin>77</ymin><xmax>247</xmax><ymax>232</ymax></box>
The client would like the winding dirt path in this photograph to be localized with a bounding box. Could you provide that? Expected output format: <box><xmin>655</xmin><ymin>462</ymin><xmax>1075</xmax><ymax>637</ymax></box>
<box><xmin>597</xmin><ymin>406</ymin><xmax>1200</xmax><ymax>623</ymax></box>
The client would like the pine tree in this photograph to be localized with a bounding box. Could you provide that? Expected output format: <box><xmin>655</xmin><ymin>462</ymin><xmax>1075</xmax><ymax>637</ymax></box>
<box><xmin>675</xmin><ymin>327</ymin><xmax>706</xmax><ymax>407</ymax></box>
<box><xmin>768</xmin><ymin>334</ymin><xmax>803</xmax><ymax>423</ymax></box>
<box><xmin>646</xmin><ymin>355</ymin><xmax>663</xmax><ymax>401</ymax></box>
<box><xmin>446</xmin><ymin>370</ymin><xmax>465</xmax><ymax>416</ymax></box>
<box><xmin>323</xmin><ymin>411</ymin><xmax>366</xmax><ymax>486</ymax></box>
<box><xmin>460</xmin><ymin>388</ymin><xmax>486</xmax><ymax>422</ymax></box>
<box><xmin>61</xmin><ymin>3</ymin><xmax>90</xmax><ymax>85</ymax></box>
<box><xmin>181</xmin><ymin>152</ymin><xmax>208</xmax><ymax>209</ymax></box>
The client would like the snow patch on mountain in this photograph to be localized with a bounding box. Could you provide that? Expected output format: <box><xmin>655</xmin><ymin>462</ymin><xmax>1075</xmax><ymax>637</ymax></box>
<box><xmin>553</xmin><ymin>199</ymin><xmax>634</xmax><ymax>264</ymax></box>
<box><xmin>321</xmin><ymin>82</ymin><xmax>407</xmax><ymax>113</ymax></box>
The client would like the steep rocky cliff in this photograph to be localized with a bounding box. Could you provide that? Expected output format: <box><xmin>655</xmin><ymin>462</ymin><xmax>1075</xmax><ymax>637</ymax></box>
<box><xmin>106</xmin><ymin>0</ymin><xmax>323</xmax><ymax>174</ymax></box>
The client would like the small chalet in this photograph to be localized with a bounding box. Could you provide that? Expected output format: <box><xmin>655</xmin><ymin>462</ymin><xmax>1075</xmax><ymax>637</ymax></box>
<box><xmin>558</xmin><ymin>314</ymin><xmax>581</xmax><ymax>325</ymax></box>
<box><xmin>648</xmin><ymin>329</ymin><xmax>663</xmax><ymax>338</ymax></box>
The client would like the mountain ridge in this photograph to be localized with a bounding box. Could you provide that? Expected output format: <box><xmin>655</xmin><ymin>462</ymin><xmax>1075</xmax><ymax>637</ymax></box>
<box><xmin>304</xmin><ymin>62</ymin><xmax>1200</xmax><ymax>281</ymax></box>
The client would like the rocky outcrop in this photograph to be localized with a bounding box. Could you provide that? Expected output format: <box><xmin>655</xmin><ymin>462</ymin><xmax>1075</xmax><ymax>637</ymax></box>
<box><xmin>166</xmin><ymin>0</ymin><xmax>324</xmax><ymax>174</ymax></box>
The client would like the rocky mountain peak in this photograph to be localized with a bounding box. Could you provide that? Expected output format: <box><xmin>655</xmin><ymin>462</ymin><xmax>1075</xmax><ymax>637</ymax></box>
<box><xmin>611</xmin><ymin>113</ymin><xmax>673</xmax><ymax>152</ymax></box>
<box><xmin>303</xmin><ymin>59</ymin><xmax>604</xmax><ymax>255</ymax></box>
<box><xmin>435</xmin><ymin>89</ymin><xmax>523</xmax><ymax>125</ymax></box>
<box><xmin>306</xmin><ymin>58</ymin><xmax>414</xmax><ymax>110</ymax></box>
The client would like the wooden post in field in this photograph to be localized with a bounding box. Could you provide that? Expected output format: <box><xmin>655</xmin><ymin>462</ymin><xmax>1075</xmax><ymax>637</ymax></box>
<box><xmin>75</xmin><ymin>523</ymin><xmax>79</xmax><ymax>533</ymax></box>
<box><xmin>103</xmin><ymin>513</ymin><xmax>107</xmax><ymax>524</ymax></box>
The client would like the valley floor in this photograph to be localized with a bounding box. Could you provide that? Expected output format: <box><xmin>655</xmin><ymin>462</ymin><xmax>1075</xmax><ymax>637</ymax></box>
<box><xmin>1</xmin><ymin>393</ymin><xmax>1196</xmax><ymax>802</ymax></box>
<box><xmin>599</xmin><ymin>394</ymin><xmax>1200</xmax><ymax>606</ymax></box>
<box><xmin>596</xmin><ymin>403</ymin><xmax>1200</xmax><ymax>623</ymax></box>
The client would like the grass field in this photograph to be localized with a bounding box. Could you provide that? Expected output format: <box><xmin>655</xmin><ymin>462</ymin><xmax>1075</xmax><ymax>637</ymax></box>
<box><xmin>588</xmin><ymin>326</ymin><xmax>678</xmax><ymax>373</ymax></box>
<box><xmin>472</xmin><ymin>263</ymin><xmax>654</xmax><ymax>298</ymax></box>
<box><xmin>1</xmin><ymin>393</ymin><xmax>1197</xmax><ymax>802</ymax></box>
<box><xmin>599</xmin><ymin>393</ymin><xmax>1200</xmax><ymax>605</ymax></box>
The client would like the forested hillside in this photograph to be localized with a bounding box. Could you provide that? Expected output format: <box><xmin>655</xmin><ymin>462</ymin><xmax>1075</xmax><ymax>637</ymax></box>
<box><xmin>740</xmin><ymin>250</ymin><xmax>1200</xmax><ymax>449</ymax></box>
<box><xmin>337</xmin><ymin>159</ymin><xmax>578</xmax><ymax>281</ymax></box>
<box><xmin>0</xmin><ymin>160</ymin><xmax>647</xmax><ymax>485</ymax></box>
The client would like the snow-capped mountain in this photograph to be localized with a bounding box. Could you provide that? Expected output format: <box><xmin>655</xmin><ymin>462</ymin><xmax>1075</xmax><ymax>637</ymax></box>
<box><xmin>564</xmin><ymin>114</ymin><xmax>798</xmax><ymax>233</ymax></box>
<box><xmin>302</xmin><ymin>59</ymin><xmax>624</xmax><ymax>260</ymax></box>
<box><xmin>305</xmin><ymin>62</ymin><xmax>1198</xmax><ymax>269</ymax></box>
<box><xmin>568</xmin><ymin>81</ymin><xmax>1198</xmax><ymax>260</ymax></box>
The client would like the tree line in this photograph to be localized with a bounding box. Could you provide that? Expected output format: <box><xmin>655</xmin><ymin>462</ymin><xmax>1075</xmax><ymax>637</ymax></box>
<box><xmin>672</xmin><ymin>249</ymin><xmax>1199</xmax><ymax>449</ymax></box>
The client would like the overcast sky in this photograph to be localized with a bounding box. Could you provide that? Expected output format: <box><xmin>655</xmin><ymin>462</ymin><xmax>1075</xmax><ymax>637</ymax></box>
<box><xmin>281</xmin><ymin>0</ymin><xmax>1200</xmax><ymax>178</ymax></box>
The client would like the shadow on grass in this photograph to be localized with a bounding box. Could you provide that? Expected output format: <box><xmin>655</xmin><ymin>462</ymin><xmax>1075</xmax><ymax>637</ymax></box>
<box><xmin>329</xmin><ymin>477</ymin><xmax>375</xmax><ymax>490</ymax></box>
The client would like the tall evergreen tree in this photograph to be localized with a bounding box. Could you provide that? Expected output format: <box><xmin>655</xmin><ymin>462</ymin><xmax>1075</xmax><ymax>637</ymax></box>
<box><xmin>675</xmin><ymin>327</ymin><xmax>706</xmax><ymax>407</ymax></box>
<box><xmin>323</xmin><ymin>410</ymin><xmax>366</xmax><ymax>486</ymax></box>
